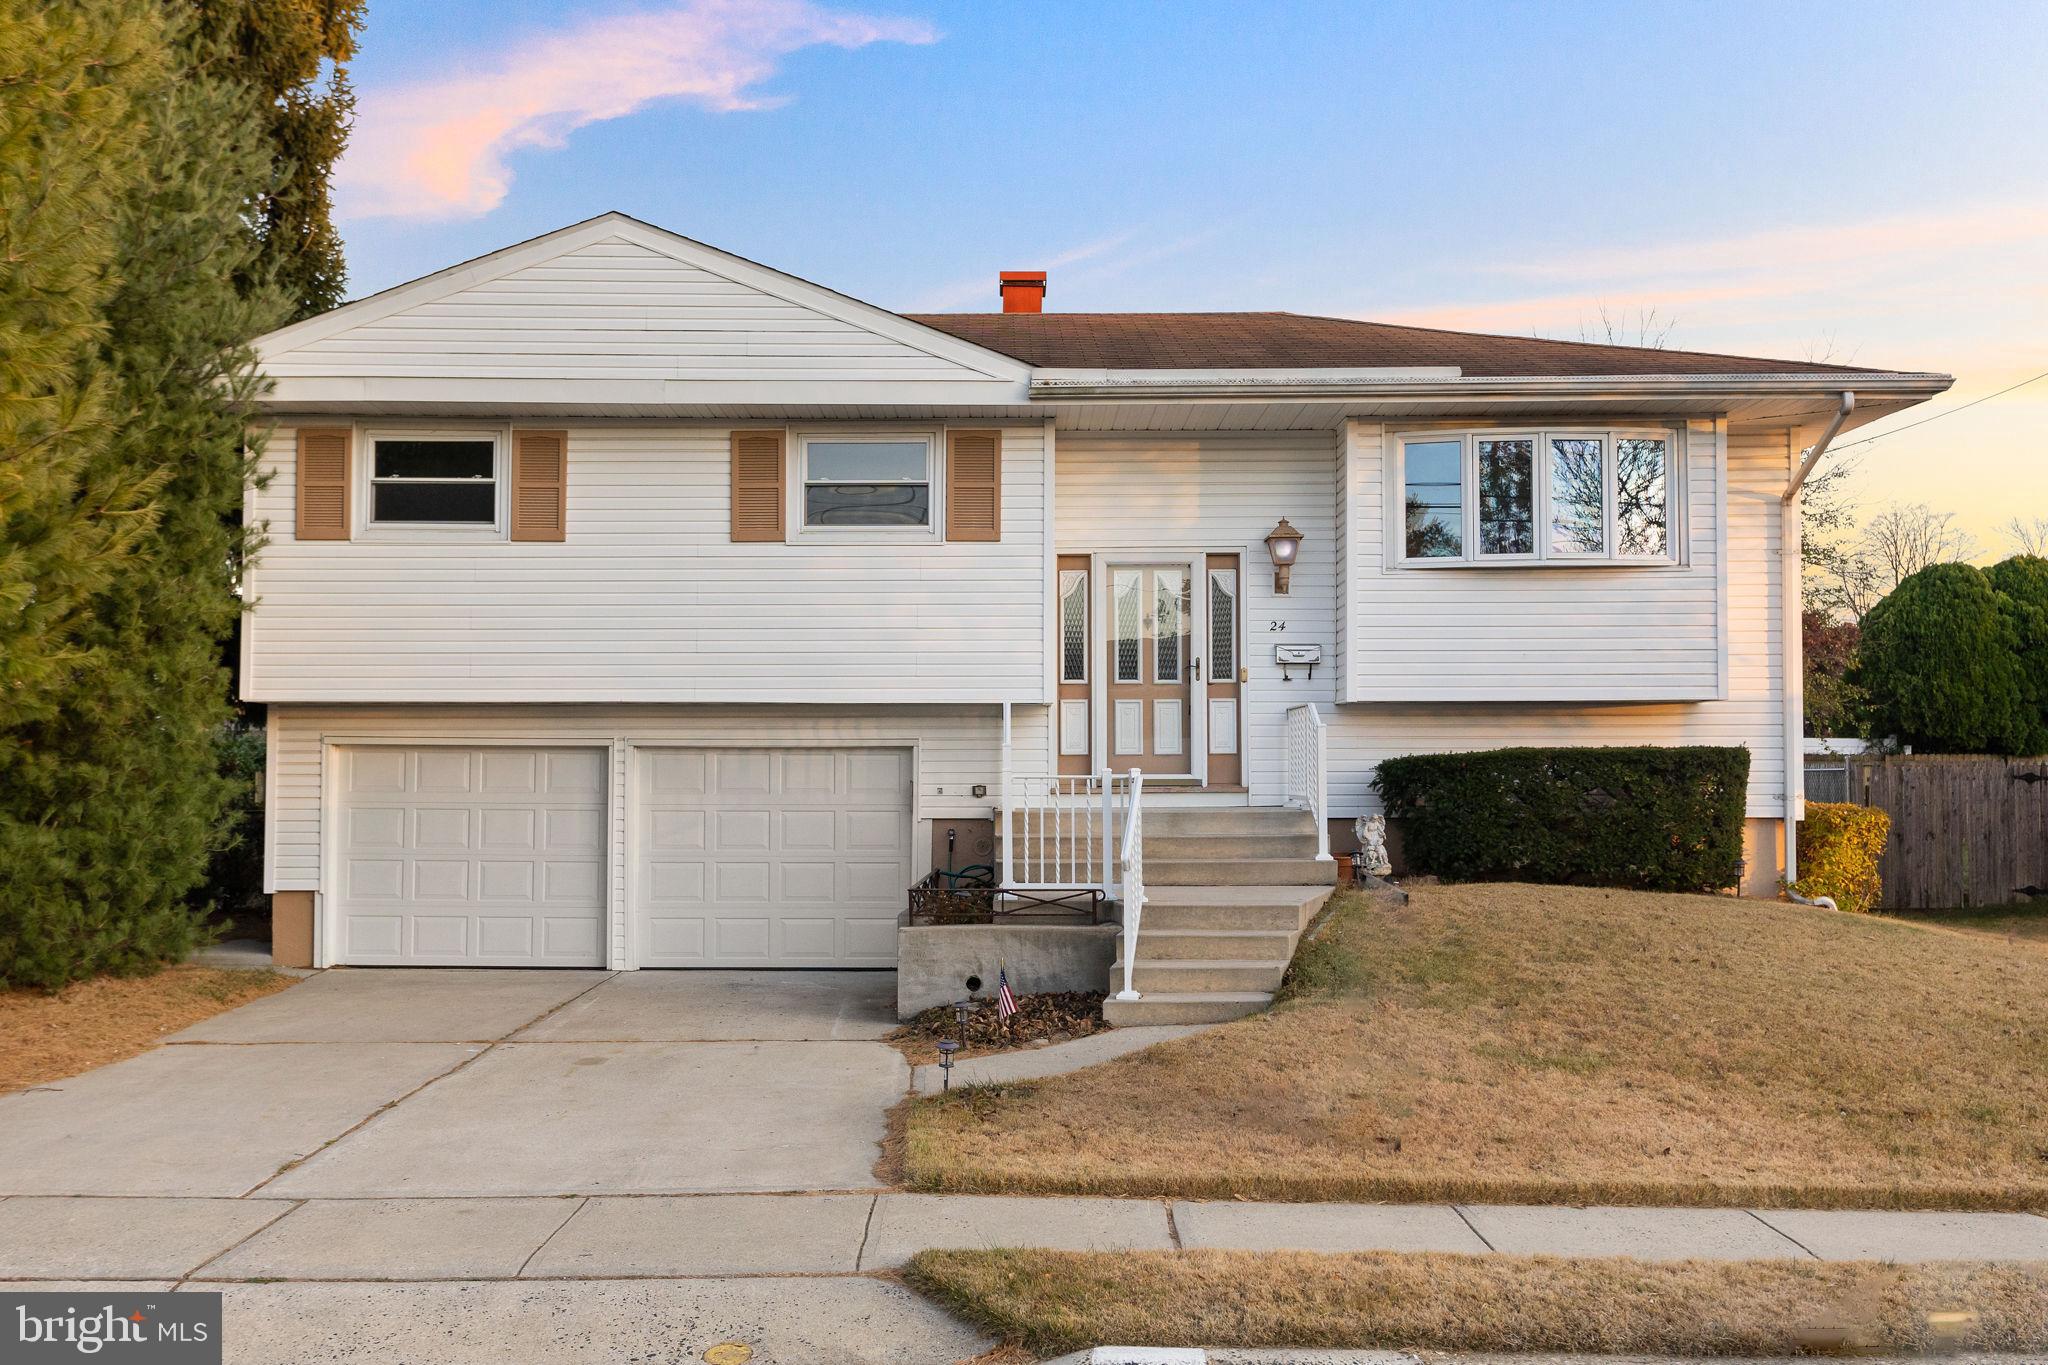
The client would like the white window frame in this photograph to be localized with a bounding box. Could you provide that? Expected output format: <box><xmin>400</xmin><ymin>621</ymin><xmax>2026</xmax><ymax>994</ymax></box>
<box><xmin>357</xmin><ymin>427</ymin><xmax>508</xmax><ymax>541</ymax></box>
<box><xmin>789</xmin><ymin>428</ymin><xmax>943</xmax><ymax>543</ymax></box>
<box><xmin>1392</xmin><ymin>425</ymin><xmax>1683</xmax><ymax>568</ymax></box>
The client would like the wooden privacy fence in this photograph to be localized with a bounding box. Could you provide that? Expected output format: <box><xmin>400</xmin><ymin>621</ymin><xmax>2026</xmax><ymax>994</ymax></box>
<box><xmin>1832</xmin><ymin>755</ymin><xmax>2048</xmax><ymax>910</ymax></box>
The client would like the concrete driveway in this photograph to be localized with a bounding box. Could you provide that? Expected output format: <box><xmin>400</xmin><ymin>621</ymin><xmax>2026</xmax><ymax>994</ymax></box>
<box><xmin>0</xmin><ymin>968</ymin><xmax>904</xmax><ymax>1198</ymax></box>
<box><xmin>0</xmin><ymin>968</ymin><xmax>987</xmax><ymax>1363</ymax></box>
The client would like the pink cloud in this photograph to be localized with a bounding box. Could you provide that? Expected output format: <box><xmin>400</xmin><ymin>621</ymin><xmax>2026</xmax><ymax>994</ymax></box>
<box><xmin>337</xmin><ymin>0</ymin><xmax>936</xmax><ymax>220</ymax></box>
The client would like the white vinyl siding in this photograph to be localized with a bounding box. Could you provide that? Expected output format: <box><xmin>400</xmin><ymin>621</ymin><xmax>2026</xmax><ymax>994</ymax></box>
<box><xmin>261</xmin><ymin>237</ymin><xmax>1006</xmax><ymax>388</ymax></box>
<box><xmin>245</xmin><ymin>424</ymin><xmax>1048</xmax><ymax>703</ymax></box>
<box><xmin>1328</xmin><ymin>420</ymin><xmax>1788</xmax><ymax>819</ymax></box>
<box><xmin>1056</xmin><ymin>433</ymin><xmax>1340</xmax><ymax>805</ymax></box>
<box><xmin>1057</xmin><ymin>421</ymin><xmax>1782</xmax><ymax>822</ymax></box>
<box><xmin>1342</xmin><ymin>419</ymin><xmax>1721</xmax><ymax>702</ymax></box>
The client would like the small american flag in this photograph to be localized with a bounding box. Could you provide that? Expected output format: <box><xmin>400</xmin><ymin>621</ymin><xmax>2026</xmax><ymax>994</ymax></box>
<box><xmin>995</xmin><ymin>962</ymin><xmax>1018</xmax><ymax>1020</ymax></box>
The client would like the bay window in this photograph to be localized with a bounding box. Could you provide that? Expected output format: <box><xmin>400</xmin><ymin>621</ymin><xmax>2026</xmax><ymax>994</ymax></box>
<box><xmin>1399</xmin><ymin>427</ymin><xmax>1676</xmax><ymax>565</ymax></box>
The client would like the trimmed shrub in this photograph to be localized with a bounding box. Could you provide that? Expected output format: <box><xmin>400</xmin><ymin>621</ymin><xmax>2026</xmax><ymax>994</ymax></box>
<box><xmin>1373</xmin><ymin>745</ymin><xmax>1751</xmax><ymax>893</ymax></box>
<box><xmin>1792</xmin><ymin>801</ymin><xmax>1890</xmax><ymax>914</ymax></box>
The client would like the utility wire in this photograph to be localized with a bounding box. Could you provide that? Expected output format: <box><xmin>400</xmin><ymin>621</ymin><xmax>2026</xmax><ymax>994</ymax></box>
<box><xmin>1828</xmin><ymin>368</ymin><xmax>2048</xmax><ymax>453</ymax></box>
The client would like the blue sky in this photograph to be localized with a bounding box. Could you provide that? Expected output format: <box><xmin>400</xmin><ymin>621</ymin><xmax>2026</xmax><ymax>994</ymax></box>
<box><xmin>337</xmin><ymin>0</ymin><xmax>2048</xmax><ymax>549</ymax></box>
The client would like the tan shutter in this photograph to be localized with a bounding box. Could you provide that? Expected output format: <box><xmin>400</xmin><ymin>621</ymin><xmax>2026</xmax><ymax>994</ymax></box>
<box><xmin>294</xmin><ymin>427</ymin><xmax>352</xmax><ymax>541</ymax></box>
<box><xmin>946</xmin><ymin>429</ymin><xmax>1002</xmax><ymax>542</ymax></box>
<box><xmin>510</xmin><ymin>429</ymin><xmax>568</xmax><ymax>542</ymax></box>
<box><xmin>730</xmin><ymin>429</ymin><xmax>786</xmax><ymax>542</ymax></box>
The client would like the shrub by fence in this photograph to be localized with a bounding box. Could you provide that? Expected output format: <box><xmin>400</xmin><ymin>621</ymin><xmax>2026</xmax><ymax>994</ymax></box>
<box><xmin>1374</xmin><ymin>745</ymin><xmax>1750</xmax><ymax>893</ymax></box>
<box><xmin>1792</xmin><ymin>801</ymin><xmax>1890</xmax><ymax>913</ymax></box>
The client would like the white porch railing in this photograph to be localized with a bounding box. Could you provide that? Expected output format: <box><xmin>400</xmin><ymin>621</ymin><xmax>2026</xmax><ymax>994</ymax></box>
<box><xmin>999</xmin><ymin>701</ymin><xmax>1126</xmax><ymax>895</ymax></box>
<box><xmin>1001</xmin><ymin>771</ymin><xmax>1120</xmax><ymax>893</ymax></box>
<box><xmin>1285</xmin><ymin>702</ymin><xmax>1334</xmax><ymax>861</ymax></box>
<box><xmin>1113</xmin><ymin>769</ymin><xmax>1146</xmax><ymax>1001</ymax></box>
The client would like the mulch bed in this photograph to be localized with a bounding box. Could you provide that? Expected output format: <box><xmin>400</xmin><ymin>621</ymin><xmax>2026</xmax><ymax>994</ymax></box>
<box><xmin>887</xmin><ymin>991</ymin><xmax>1109</xmax><ymax>1064</ymax></box>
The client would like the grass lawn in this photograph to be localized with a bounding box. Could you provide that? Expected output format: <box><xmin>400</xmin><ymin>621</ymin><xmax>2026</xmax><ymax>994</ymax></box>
<box><xmin>906</xmin><ymin>883</ymin><xmax>2048</xmax><ymax>1209</ymax></box>
<box><xmin>908</xmin><ymin>1248</ymin><xmax>2048</xmax><ymax>1358</ymax></box>
<box><xmin>1883</xmin><ymin>903</ymin><xmax>2048</xmax><ymax>946</ymax></box>
<box><xmin>1</xmin><ymin>966</ymin><xmax>293</xmax><ymax>1093</ymax></box>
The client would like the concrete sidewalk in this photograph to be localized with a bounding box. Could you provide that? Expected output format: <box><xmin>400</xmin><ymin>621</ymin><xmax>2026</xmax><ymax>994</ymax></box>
<box><xmin>1049</xmin><ymin>1352</ymin><xmax>2044</xmax><ymax>1365</ymax></box>
<box><xmin>6</xmin><ymin>1192</ymin><xmax>2047</xmax><ymax>1282</ymax></box>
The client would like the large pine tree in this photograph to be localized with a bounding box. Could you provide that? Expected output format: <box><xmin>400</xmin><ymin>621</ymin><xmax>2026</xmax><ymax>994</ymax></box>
<box><xmin>190</xmin><ymin>0</ymin><xmax>365</xmax><ymax>319</ymax></box>
<box><xmin>0</xmin><ymin>2</ymin><xmax>167</xmax><ymax>729</ymax></box>
<box><xmin>1</xmin><ymin>2</ymin><xmax>298</xmax><ymax>987</ymax></box>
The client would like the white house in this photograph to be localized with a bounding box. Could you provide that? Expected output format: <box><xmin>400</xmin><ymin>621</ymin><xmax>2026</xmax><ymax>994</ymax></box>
<box><xmin>244</xmin><ymin>213</ymin><xmax>1949</xmax><ymax>1009</ymax></box>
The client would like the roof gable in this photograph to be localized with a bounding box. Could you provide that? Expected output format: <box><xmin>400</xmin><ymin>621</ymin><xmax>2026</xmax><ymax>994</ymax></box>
<box><xmin>255</xmin><ymin>214</ymin><xmax>1029</xmax><ymax>407</ymax></box>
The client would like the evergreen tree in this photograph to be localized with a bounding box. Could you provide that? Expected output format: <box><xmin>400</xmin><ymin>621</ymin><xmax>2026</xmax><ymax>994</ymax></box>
<box><xmin>0</xmin><ymin>4</ymin><xmax>289</xmax><ymax>987</ymax></box>
<box><xmin>188</xmin><ymin>0</ymin><xmax>364</xmax><ymax>319</ymax></box>
<box><xmin>0</xmin><ymin>1</ymin><xmax>166</xmax><ymax>729</ymax></box>
<box><xmin>1985</xmin><ymin>554</ymin><xmax>2048</xmax><ymax>748</ymax></box>
<box><xmin>1855</xmin><ymin>562</ymin><xmax>2041</xmax><ymax>755</ymax></box>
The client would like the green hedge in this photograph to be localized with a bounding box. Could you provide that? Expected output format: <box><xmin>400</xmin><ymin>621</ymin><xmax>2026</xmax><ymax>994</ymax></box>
<box><xmin>1373</xmin><ymin>745</ymin><xmax>1751</xmax><ymax>893</ymax></box>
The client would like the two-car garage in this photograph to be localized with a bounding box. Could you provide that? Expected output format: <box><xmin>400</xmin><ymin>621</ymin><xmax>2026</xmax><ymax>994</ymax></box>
<box><xmin>333</xmin><ymin>744</ymin><xmax>913</xmax><ymax>968</ymax></box>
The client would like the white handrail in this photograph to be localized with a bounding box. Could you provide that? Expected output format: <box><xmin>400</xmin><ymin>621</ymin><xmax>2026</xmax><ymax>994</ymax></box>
<box><xmin>999</xmin><ymin>702</ymin><xmax>1014</xmax><ymax>889</ymax></box>
<box><xmin>1114</xmin><ymin>768</ymin><xmax>1146</xmax><ymax>1001</ymax></box>
<box><xmin>1285</xmin><ymin>702</ymin><xmax>1333</xmax><ymax>861</ymax></box>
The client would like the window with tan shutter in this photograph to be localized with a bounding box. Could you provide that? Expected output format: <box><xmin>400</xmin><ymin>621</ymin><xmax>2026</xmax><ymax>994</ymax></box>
<box><xmin>945</xmin><ymin>429</ymin><xmax>1001</xmax><ymax>542</ymax></box>
<box><xmin>295</xmin><ymin>427</ymin><xmax>353</xmax><ymax>540</ymax></box>
<box><xmin>730</xmin><ymin>430</ymin><xmax>786</xmax><ymax>542</ymax></box>
<box><xmin>510</xmin><ymin>429</ymin><xmax>567</xmax><ymax>542</ymax></box>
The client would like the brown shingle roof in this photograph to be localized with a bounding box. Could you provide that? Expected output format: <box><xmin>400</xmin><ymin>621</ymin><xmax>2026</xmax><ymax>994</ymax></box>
<box><xmin>899</xmin><ymin>311</ymin><xmax>1891</xmax><ymax>378</ymax></box>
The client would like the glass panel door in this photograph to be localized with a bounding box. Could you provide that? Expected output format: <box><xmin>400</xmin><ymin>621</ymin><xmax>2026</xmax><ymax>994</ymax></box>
<box><xmin>1102</xmin><ymin>561</ymin><xmax>1197</xmax><ymax>776</ymax></box>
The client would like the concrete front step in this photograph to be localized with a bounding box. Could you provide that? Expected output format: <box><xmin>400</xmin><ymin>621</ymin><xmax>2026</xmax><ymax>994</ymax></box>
<box><xmin>1126</xmin><ymin>928</ymin><xmax>1299</xmax><ymax>960</ymax></box>
<box><xmin>1103</xmin><ymin>991</ymin><xmax>1272</xmax><ymax>1025</ymax></box>
<box><xmin>1113</xmin><ymin>958</ymin><xmax>1289</xmax><ymax>993</ymax></box>
<box><xmin>1140</xmin><ymin>808</ymin><xmax>1317</xmax><ymax>837</ymax></box>
<box><xmin>1000</xmin><ymin>833</ymin><xmax>1321</xmax><ymax>865</ymax></box>
<box><xmin>1146</xmin><ymin>857</ymin><xmax>1339</xmax><ymax>887</ymax></box>
<box><xmin>1139</xmin><ymin>886</ymin><xmax>1334</xmax><ymax>931</ymax></box>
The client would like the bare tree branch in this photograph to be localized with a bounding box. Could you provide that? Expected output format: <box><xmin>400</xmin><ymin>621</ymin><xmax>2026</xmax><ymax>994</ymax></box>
<box><xmin>1573</xmin><ymin>304</ymin><xmax>1676</xmax><ymax>349</ymax></box>
<box><xmin>1818</xmin><ymin>503</ymin><xmax>1980</xmax><ymax>622</ymax></box>
<box><xmin>2003</xmin><ymin>515</ymin><xmax>2048</xmax><ymax>556</ymax></box>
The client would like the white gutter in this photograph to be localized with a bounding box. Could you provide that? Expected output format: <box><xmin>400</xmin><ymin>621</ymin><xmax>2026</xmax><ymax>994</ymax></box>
<box><xmin>1779</xmin><ymin>391</ymin><xmax>1855</xmax><ymax>891</ymax></box>
<box><xmin>1030</xmin><ymin>371</ymin><xmax>1948</xmax><ymax>402</ymax></box>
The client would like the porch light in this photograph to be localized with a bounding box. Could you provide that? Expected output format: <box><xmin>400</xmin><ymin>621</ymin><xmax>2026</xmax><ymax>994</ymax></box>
<box><xmin>1265</xmin><ymin>518</ymin><xmax>1304</xmax><ymax>594</ymax></box>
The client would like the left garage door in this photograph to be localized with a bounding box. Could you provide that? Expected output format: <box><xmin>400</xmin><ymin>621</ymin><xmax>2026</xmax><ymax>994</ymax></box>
<box><xmin>336</xmin><ymin>746</ymin><xmax>608</xmax><ymax>966</ymax></box>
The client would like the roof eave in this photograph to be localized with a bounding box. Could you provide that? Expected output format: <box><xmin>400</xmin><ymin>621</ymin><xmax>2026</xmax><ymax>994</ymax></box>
<box><xmin>1027</xmin><ymin>371</ymin><xmax>1955</xmax><ymax>401</ymax></box>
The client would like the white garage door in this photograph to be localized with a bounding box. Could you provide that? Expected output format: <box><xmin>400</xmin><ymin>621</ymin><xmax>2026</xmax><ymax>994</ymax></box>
<box><xmin>635</xmin><ymin>748</ymin><xmax>910</xmax><ymax>967</ymax></box>
<box><xmin>337</xmin><ymin>746</ymin><xmax>608</xmax><ymax>966</ymax></box>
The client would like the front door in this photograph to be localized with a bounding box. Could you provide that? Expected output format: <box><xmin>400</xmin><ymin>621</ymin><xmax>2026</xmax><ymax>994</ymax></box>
<box><xmin>1104</xmin><ymin>561</ymin><xmax>1201</xmax><ymax>777</ymax></box>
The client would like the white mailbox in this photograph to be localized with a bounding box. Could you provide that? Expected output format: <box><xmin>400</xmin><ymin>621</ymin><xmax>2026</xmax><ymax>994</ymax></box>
<box><xmin>1274</xmin><ymin>643</ymin><xmax>1322</xmax><ymax>682</ymax></box>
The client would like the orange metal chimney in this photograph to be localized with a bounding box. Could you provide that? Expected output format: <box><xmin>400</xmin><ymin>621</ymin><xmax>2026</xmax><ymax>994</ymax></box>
<box><xmin>999</xmin><ymin>271</ymin><xmax>1046</xmax><ymax>313</ymax></box>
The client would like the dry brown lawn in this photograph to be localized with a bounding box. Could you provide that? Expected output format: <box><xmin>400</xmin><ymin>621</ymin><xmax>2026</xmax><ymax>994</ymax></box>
<box><xmin>907</xmin><ymin>883</ymin><xmax>2048</xmax><ymax>1208</ymax></box>
<box><xmin>1886</xmin><ymin>903</ymin><xmax>2048</xmax><ymax>946</ymax></box>
<box><xmin>907</xmin><ymin>1248</ymin><xmax>2048</xmax><ymax>1358</ymax></box>
<box><xmin>0</xmin><ymin>967</ymin><xmax>293</xmax><ymax>1093</ymax></box>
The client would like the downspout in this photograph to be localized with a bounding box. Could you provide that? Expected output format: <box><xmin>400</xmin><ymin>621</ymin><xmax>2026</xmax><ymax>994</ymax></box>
<box><xmin>1785</xmin><ymin>390</ymin><xmax>1855</xmax><ymax>502</ymax></box>
<box><xmin>1779</xmin><ymin>392</ymin><xmax>1855</xmax><ymax>895</ymax></box>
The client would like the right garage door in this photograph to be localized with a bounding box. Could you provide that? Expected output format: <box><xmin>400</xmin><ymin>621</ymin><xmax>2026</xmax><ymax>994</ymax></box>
<box><xmin>634</xmin><ymin>747</ymin><xmax>911</xmax><ymax>967</ymax></box>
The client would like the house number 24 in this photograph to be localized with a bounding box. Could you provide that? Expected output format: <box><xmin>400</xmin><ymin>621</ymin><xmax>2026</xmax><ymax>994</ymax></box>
<box><xmin>1267</xmin><ymin>620</ymin><xmax>1287</xmax><ymax>632</ymax></box>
